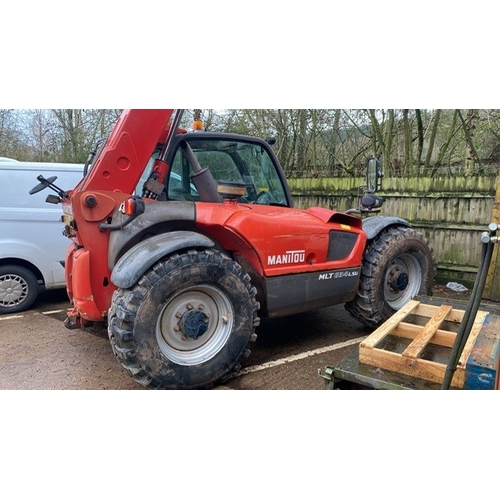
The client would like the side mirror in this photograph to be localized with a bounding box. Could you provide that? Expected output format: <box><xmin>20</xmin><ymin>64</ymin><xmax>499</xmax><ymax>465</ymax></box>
<box><xmin>29</xmin><ymin>175</ymin><xmax>58</xmax><ymax>195</ymax></box>
<box><xmin>29</xmin><ymin>175</ymin><xmax>70</xmax><ymax>200</ymax></box>
<box><xmin>361</xmin><ymin>193</ymin><xmax>385</xmax><ymax>211</ymax></box>
<box><xmin>366</xmin><ymin>157</ymin><xmax>383</xmax><ymax>193</ymax></box>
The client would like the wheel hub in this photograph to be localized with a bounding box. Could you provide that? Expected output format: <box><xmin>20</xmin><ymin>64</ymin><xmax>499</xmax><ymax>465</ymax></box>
<box><xmin>383</xmin><ymin>254</ymin><xmax>423</xmax><ymax>311</ymax></box>
<box><xmin>0</xmin><ymin>275</ymin><xmax>27</xmax><ymax>306</ymax></box>
<box><xmin>388</xmin><ymin>267</ymin><xmax>409</xmax><ymax>293</ymax></box>
<box><xmin>179</xmin><ymin>310</ymin><xmax>209</xmax><ymax>339</ymax></box>
<box><xmin>156</xmin><ymin>285</ymin><xmax>234</xmax><ymax>366</ymax></box>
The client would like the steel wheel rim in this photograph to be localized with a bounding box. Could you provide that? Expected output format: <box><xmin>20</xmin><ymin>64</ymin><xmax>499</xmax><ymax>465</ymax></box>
<box><xmin>0</xmin><ymin>274</ymin><xmax>29</xmax><ymax>308</ymax></box>
<box><xmin>384</xmin><ymin>254</ymin><xmax>422</xmax><ymax>310</ymax></box>
<box><xmin>156</xmin><ymin>285</ymin><xmax>234</xmax><ymax>366</ymax></box>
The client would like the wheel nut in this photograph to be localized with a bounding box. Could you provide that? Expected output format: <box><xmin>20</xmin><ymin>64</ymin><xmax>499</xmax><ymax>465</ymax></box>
<box><xmin>186</xmin><ymin>303</ymin><xmax>193</xmax><ymax>310</ymax></box>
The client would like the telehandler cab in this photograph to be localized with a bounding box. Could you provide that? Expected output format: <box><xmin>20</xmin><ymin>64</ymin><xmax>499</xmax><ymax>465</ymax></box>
<box><xmin>31</xmin><ymin>109</ymin><xmax>434</xmax><ymax>389</ymax></box>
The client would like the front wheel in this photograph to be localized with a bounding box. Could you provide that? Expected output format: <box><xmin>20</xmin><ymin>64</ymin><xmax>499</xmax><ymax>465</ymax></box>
<box><xmin>108</xmin><ymin>249</ymin><xmax>260</xmax><ymax>389</ymax></box>
<box><xmin>345</xmin><ymin>226</ymin><xmax>435</xmax><ymax>328</ymax></box>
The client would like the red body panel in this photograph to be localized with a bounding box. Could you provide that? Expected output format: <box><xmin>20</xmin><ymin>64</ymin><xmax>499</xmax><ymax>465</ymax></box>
<box><xmin>195</xmin><ymin>202</ymin><xmax>366</xmax><ymax>277</ymax></box>
<box><xmin>65</xmin><ymin>246</ymin><xmax>103</xmax><ymax>321</ymax></box>
<box><xmin>64</xmin><ymin>189</ymin><xmax>130</xmax><ymax>322</ymax></box>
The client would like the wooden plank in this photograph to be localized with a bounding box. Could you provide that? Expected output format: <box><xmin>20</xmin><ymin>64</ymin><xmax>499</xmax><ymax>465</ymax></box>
<box><xmin>465</xmin><ymin>312</ymin><xmax>498</xmax><ymax>364</ymax></box>
<box><xmin>413</xmin><ymin>303</ymin><xmax>465</xmax><ymax>324</ymax></box>
<box><xmin>402</xmin><ymin>305</ymin><xmax>453</xmax><ymax>359</ymax></box>
<box><xmin>458</xmin><ymin>310</ymin><xmax>490</xmax><ymax>368</ymax></box>
<box><xmin>360</xmin><ymin>300</ymin><xmax>421</xmax><ymax>349</ymax></box>
<box><xmin>394</xmin><ymin>323</ymin><xmax>457</xmax><ymax>348</ymax></box>
<box><xmin>484</xmin><ymin>173</ymin><xmax>500</xmax><ymax>300</ymax></box>
<box><xmin>359</xmin><ymin>345</ymin><xmax>465</xmax><ymax>388</ymax></box>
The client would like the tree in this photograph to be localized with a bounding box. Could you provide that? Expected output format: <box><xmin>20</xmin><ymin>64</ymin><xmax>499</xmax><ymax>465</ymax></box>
<box><xmin>424</xmin><ymin>109</ymin><xmax>441</xmax><ymax>172</ymax></box>
<box><xmin>0</xmin><ymin>109</ymin><xmax>28</xmax><ymax>159</ymax></box>
<box><xmin>415</xmin><ymin>109</ymin><xmax>424</xmax><ymax>174</ymax></box>
<box><xmin>458</xmin><ymin>109</ymin><xmax>480</xmax><ymax>176</ymax></box>
<box><xmin>3</xmin><ymin>109</ymin><xmax>500</xmax><ymax>177</ymax></box>
<box><xmin>368</xmin><ymin>109</ymin><xmax>395</xmax><ymax>175</ymax></box>
<box><xmin>403</xmin><ymin>109</ymin><xmax>414</xmax><ymax>175</ymax></box>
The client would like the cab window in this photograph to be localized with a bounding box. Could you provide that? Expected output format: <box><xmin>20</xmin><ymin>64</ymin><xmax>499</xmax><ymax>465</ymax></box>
<box><xmin>168</xmin><ymin>138</ymin><xmax>289</xmax><ymax>206</ymax></box>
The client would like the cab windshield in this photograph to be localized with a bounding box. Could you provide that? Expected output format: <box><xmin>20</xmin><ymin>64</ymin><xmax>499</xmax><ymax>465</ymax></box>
<box><xmin>167</xmin><ymin>138</ymin><xmax>290</xmax><ymax>206</ymax></box>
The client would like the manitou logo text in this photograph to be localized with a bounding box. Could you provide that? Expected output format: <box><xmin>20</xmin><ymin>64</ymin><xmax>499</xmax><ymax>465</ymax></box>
<box><xmin>268</xmin><ymin>250</ymin><xmax>306</xmax><ymax>266</ymax></box>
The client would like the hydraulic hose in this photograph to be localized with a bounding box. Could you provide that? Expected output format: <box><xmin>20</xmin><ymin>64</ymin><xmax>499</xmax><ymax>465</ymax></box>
<box><xmin>441</xmin><ymin>227</ymin><xmax>496</xmax><ymax>390</ymax></box>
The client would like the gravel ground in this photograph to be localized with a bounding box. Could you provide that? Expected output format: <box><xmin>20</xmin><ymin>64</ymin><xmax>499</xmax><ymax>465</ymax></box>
<box><xmin>0</xmin><ymin>283</ymin><xmax>491</xmax><ymax>391</ymax></box>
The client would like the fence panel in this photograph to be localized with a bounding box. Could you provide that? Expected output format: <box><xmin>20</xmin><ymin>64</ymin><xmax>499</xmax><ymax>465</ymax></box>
<box><xmin>289</xmin><ymin>176</ymin><xmax>498</xmax><ymax>288</ymax></box>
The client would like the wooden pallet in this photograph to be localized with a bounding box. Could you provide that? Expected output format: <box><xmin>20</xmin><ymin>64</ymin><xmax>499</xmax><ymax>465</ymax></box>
<box><xmin>359</xmin><ymin>300</ymin><xmax>490</xmax><ymax>388</ymax></box>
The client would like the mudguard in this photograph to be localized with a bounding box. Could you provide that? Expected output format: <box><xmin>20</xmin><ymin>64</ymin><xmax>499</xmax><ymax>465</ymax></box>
<box><xmin>362</xmin><ymin>216</ymin><xmax>410</xmax><ymax>240</ymax></box>
<box><xmin>111</xmin><ymin>231</ymin><xmax>215</xmax><ymax>289</ymax></box>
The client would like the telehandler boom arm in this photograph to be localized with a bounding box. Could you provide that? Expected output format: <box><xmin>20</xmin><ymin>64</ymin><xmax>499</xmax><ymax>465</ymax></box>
<box><xmin>76</xmin><ymin>109</ymin><xmax>176</xmax><ymax>194</ymax></box>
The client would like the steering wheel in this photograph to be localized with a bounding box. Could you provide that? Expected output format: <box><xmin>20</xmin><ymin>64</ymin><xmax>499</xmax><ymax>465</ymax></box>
<box><xmin>255</xmin><ymin>191</ymin><xmax>278</xmax><ymax>205</ymax></box>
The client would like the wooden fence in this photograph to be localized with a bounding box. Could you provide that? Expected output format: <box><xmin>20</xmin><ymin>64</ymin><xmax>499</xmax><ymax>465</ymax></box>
<box><xmin>288</xmin><ymin>176</ymin><xmax>499</xmax><ymax>291</ymax></box>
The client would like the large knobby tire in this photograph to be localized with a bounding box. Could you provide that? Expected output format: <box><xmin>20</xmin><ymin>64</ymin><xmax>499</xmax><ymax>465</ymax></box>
<box><xmin>345</xmin><ymin>226</ymin><xmax>435</xmax><ymax>328</ymax></box>
<box><xmin>0</xmin><ymin>265</ymin><xmax>39</xmax><ymax>314</ymax></box>
<box><xmin>108</xmin><ymin>249</ymin><xmax>260</xmax><ymax>390</ymax></box>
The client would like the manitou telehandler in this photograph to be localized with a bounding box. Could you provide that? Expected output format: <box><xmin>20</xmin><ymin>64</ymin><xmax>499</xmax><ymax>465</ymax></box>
<box><xmin>30</xmin><ymin>109</ymin><xmax>434</xmax><ymax>390</ymax></box>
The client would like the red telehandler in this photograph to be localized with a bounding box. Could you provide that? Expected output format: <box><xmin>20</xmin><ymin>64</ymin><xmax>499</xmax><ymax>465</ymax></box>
<box><xmin>30</xmin><ymin>109</ymin><xmax>434</xmax><ymax>389</ymax></box>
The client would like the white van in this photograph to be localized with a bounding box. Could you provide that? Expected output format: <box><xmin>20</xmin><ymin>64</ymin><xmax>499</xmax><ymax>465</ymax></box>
<box><xmin>0</xmin><ymin>160</ymin><xmax>84</xmax><ymax>313</ymax></box>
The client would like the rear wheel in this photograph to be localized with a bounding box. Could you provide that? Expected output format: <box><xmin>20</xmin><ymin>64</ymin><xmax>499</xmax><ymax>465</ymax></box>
<box><xmin>0</xmin><ymin>265</ymin><xmax>39</xmax><ymax>314</ymax></box>
<box><xmin>108</xmin><ymin>249</ymin><xmax>260</xmax><ymax>389</ymax></box>
<box><xmin>345</xmin><ymin>226</ymin><xmax>435</xmax><ymax>328</ymax></box>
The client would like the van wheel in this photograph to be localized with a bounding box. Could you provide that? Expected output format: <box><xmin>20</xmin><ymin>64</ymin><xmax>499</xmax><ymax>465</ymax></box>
<box><xmin>0</xmin><ymin>265</ymin><xmax>39</xmax><ymax>314</ymax></box>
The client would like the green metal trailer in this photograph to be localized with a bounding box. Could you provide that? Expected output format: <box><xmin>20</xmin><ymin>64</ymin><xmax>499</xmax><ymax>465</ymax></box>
<box><xmin>320</xmin><ymin>224</ymin><xmax>500</xmax><ymax>391</ymax></box>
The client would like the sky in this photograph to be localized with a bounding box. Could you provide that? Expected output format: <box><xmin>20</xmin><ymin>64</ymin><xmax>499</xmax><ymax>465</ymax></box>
<box><xmin>3</xmin><ymin>3</ymin><xmax>499</xmax><ymax>110</ymax></box>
